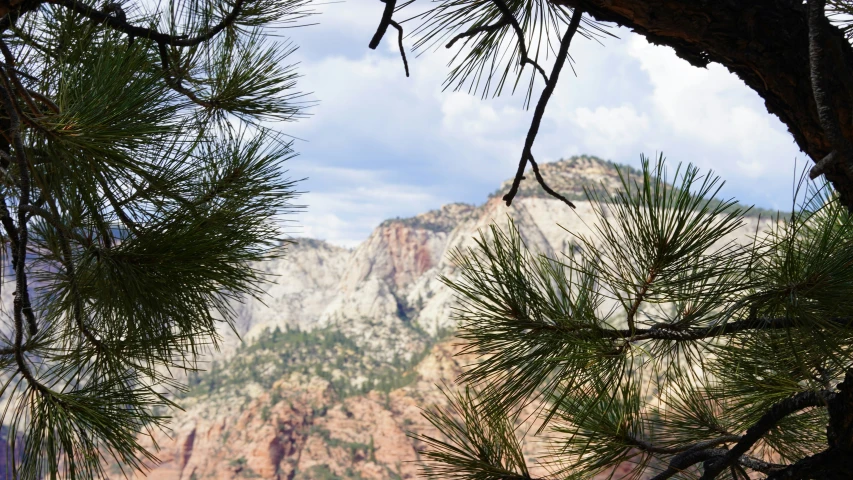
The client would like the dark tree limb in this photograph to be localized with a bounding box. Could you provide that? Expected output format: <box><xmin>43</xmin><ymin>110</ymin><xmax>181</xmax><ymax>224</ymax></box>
<box><xmin>502</xmin><ymin>8</ymin><xmax>582</xmax><ymax>208</ymax></box>
<box><xmin>700</xmin><ymin>391</ymin><xmax>832</xmax><ymax>479</ymax></box>
<box><xmin>765</xmin><ymin>448</ymin><xmax>853</xmax><ymax>480</ymax></box>
<box><xmin>648</xmin><ymin>448</ymin><xmax>727</xmax><ymax>480</ymax></box>
<box><xmin>647</xmin><ymin>386</ymin><xmax>834</xmax><ymax>480</ymax></box>
<box><xmin>628</xmin><ymin>433</ymin><xmax>740</xmax><ymax>455</ymax></box>
<box><xmin>551</xmin><ymin>0</ymin><xmax>853</xmax><ymax>211</ymax></box>
<box><xmin>369</xmin><ymin>0</ymin><xmax>396</xmax><ymax>50</ymax></box>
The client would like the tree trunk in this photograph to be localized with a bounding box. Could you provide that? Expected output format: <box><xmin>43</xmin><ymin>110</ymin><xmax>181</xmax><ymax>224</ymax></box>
<box><xmin>552</xmin><ymin>0</ymin><xmax>853</xmax><ymax>208</ymax></box>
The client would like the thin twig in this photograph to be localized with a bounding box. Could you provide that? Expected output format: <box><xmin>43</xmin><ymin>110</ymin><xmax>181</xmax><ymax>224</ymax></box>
<box><xmin>446</xmin><ymin>17</ymin><xmax>511</xmax><ymax>49</ymax></box>
<box><xmin>502</xmin><ymin>8</ymin><xmax>583</xmax><ymax>207</ymax></box>
<box><xmin>96</xmin><ymin>174</ymin><xmax>141</xmax><ymax>234</ymax></box>
<box><xmin>46</xmin><ymin>197</ymin><xmax>104</xmax><ymax>350</ymax></box>
<box><xmin>389</xmin><ymin>20</ymin><xmax>409</xmax><ymax>77</ymax></box>
<box><xmin>625</xmin><ymin>268</ymin><xmax>657</xmax><ymax>332</ymax></box>
<box><xmin>0</xmin><ymin>40</ymin><xmax>39</xmax><ymax>116</ymax></box>
<box><xmin>157</xmin><ymin>43</ymin><xmax>212</xmax><ymax>108</ymax></box>
<box><xmin>369</xmin><ymin>0</ymin><xmax>409</xmax><ymax>77</ymax></box>
<box><xmin>25</xmin><ymin>89</ymin><xmax>59</xmax><ymax>114</ymax></box>
<box><xmin>490</xmin><ymin>0</ymin><xmax>550</xmax><ymax>83</ymax></box>
<box><xmin>528</xmin><ymin>156</ymin><xmax>576</xmax><ymax>208</ymax></box>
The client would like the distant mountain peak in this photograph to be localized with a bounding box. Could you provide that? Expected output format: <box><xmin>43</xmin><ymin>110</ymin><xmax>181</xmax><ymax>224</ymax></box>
<box><xmin>490</xmin><ymin>154</ymin><xmax>641</xmax><ymax>202</ymax></box>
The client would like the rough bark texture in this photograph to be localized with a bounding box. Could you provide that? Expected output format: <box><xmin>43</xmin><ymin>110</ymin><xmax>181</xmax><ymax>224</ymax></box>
<box><xmin>553</xmin><ymin>0</ymin><xmax>853</xmax><ymax>208</ymax></box>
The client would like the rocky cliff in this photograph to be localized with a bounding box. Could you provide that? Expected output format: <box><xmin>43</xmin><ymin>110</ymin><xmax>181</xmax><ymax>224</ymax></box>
<box><xmin>120</xmin><ymin>156</ymin><xmax>777</xmax><ymax>480</ymax></box>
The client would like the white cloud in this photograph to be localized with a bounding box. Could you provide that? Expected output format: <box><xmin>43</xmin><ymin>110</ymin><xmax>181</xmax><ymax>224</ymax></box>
<box><xmin>626</xmin><ymin>36</ymin><xmax>799</xmax><ymax>182</ymax></box>
<box><xmin>277</xmin><ymin>11</ymin><xmax>808</xmax><ymax>246</ymax></box>
<box><xmin>570</xmin><ymin>105</ymin><xmax>651</xmax><ymax>158</ymax></box>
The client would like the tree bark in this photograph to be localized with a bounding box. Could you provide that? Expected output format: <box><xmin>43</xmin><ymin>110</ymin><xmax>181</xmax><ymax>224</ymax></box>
<box><xmin>552</xmin><ymin>0</ymin><xmax>853</xmax><ymax>208</ymax></box>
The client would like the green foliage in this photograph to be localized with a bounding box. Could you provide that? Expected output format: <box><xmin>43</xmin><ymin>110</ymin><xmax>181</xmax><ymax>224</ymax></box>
<box><xmin>416</xmin><ymin>156</ymin><xmax>853</xmax><ymax>479</ymax></box>
<box><xmin>180</xmin><ymin>326</ymin><xmax>431</xmax><ymax>400</ymax></box>
<box><xmin>0</xmin><ymin>0</ymin><xmax>310</xmax><ymax>478</ymax></box>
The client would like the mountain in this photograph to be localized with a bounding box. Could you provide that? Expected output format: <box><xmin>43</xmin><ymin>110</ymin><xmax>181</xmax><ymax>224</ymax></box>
<box><xmin>114</xmin><ymin>156</ymin><xmax>776</xmax><ymax>480</ymax></box>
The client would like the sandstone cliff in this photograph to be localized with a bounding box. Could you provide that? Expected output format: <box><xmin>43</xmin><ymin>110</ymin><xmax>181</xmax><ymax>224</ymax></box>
<box><xmin>123</xmin><ymin>155</ymin><xmax>777</xmax><ymax>480</ymax></box>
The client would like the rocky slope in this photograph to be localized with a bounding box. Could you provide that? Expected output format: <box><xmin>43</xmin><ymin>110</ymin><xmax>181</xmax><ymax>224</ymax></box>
<box><xmin>121</xmin><ymin>155</ymin><xmax>778</xmax><ymax>480</ymax></box>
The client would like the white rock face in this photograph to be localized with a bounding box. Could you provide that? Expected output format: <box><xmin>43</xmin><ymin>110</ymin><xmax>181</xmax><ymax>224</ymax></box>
<box><xmin>219</xmin><ymin>156</ymin><xmax>777</xmax><ymax>361</ymax></box>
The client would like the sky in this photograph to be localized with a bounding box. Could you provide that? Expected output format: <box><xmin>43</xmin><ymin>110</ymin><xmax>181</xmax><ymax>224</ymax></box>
<box><xmin>275</xmin><ymin>2</ymin><xmax>805</xmax><ymax>247</ymax></box>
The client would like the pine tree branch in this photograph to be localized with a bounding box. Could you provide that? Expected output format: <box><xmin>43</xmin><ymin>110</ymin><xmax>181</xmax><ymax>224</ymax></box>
<box><xmin>628</xmin><ymin>434</ymin><xmax>741</xmax><ymax>455</ymax></box>
<box><xmin>502</xmin><ymin>8</ymin><xmax>582</xmax><ymax>208</ymax></box>
<box><xmin>490</xmin><ymin>0</ymin><xmax>549</xmax><ymax>83</ymax></box>
<box><xmin>528</xmin><ymin>155</ymin><xmax>575</xmax><ymax>208</ymax></box>
<box><xmin>18</xmin><ymin>205</ymin><xmax>92</xmax><ymax>249</ymax></box>
<box><xmin>700</xmin><ymin>390</ymin><xmax>832</xmax><ymax>479</ymax></box>
<box><xmin>736</xmin><ymin>456</ymin><xmax>786</xmax><ymax>475</ymax></box>
<box><xmin>0</xmin><ymin>67</ymin><xmax>47</xmax><ymax>396</ymax></box>
<box><xmin>48</xmin><ymin>0</ymin><xmax>246</xmax><ymax>47</ymax></box>
<box><xmin>0</xmin><ymin>192</ymin><xmax>19</xmax><ymax>269</ymax></box>
<box><xmin>521</xmin><ymin>316</ymin><xmax>853</xmax><ymax>347</ymax></box>
<box><xmin>157</xmin><ymin>43</ymin><xmax>213</xmax><ymax>109</ymax></box>
<box><xmin>24</xmin><ymin>89</ymin><xmax>58</xmax><ymax>114</ymax></box>
<box><xmin>45</xmin><ymin>198</ymin><xmax>104</xmax><ymax>350</ymax></box>
<box><xmin>625</xmin><ymin>268</ymin><xmax>657</xmax><ymax>332</ymax></box>
<box><xmin>96</xmin><ymin>175</ymin><xmax>141</xmax><ymax>234</ymax></box>
<box><xmin>648</xmin><ymin>448</ymin><xmax>728</xmax><ymax>480</ymax></box>
<box><xmin>445</xmin><ymin>17</ymin><xmax>511</xmax><ymax>49</ymax></box>
<box><xmin>0</xmin><ymin>65</ymin><xmax>36</xmax><ymax>337</ymax></box>
<box><xmin>0</xmin><ymin>40</ymin><xmax>39</xmax><ymax>117</ymax></box>
<box><xmin>762</xmin><ymin>448</ymin><xmax>851</xmax><ymax>480</ymax></box>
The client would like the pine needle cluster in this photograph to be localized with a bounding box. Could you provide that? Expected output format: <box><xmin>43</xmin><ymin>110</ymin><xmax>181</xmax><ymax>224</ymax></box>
<box><xmin>0</xmin><ymin>0</ymin><xmax>310</xmax><ymax>477</ymax></box>
<box><xmin>415</xmin><ymin>156</ymin><xmax>853</xmax><ymax>479</ymax></box>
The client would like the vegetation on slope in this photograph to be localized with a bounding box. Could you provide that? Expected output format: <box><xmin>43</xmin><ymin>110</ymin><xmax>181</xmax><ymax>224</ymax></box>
<box><xmin>180</xmin><ymin>327</ymin><xmax>433</xmax><ymax>400</ymax></box>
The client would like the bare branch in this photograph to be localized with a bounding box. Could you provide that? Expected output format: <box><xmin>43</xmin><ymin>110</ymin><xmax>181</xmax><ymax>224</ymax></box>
<box><xmin>369</xmin><ymin>0</ymin><xmax>396</xmax><ymax>50</ymax></box>
<box><xmin>502</xmin><ymin>8</ymin><xmax>582</xmax><ymax>207</ymax></box>
<box><xmin>490</xmin><ymin>0</ymin><xmax>550</xmax><ymax>83</ymax></box>
<box><xmin>389</xmin><ymin>20</ymin><xmax>409</xmax><ymax>77</ymax></box>
<box><xmin>528</xmin><ymin>155</ymin><xmax>576</xmax><ymax>208</ymax></box>
<box><xmin>446</xmin><ymin>17</ymin><xmax>511</xmax><ymax>49</ymax></box>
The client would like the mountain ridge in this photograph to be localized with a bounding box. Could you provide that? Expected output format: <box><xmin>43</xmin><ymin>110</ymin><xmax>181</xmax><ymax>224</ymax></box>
<box><xmin>115</xmin><ymin>154</ymin><xmax>776</xmax><ymax>480</ymax></box>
